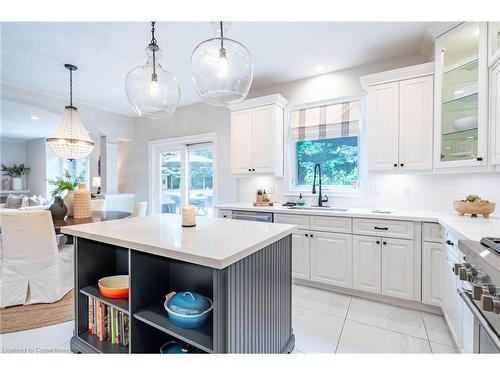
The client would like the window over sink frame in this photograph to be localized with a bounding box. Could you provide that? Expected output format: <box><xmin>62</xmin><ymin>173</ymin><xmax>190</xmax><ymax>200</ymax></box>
<box><xmin>285</xmin><ymin>95</ymin><xmax>367</xmax><ymax>197</ymax></box>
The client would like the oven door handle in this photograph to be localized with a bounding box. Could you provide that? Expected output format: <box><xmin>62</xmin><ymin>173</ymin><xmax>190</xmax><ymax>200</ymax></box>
<box><xmin>458</xmin><ymin>287</ymin><xmax>500</xmax><ymax>351</ymax></box>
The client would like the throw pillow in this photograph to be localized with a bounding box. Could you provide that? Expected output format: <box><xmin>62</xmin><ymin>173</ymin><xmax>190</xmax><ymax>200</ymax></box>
<box><xmin>5</xmin><ymin>194</ymin><xmax>25</xmax><ymax>209</ymax></box>
<box><xmin>28</xmin><ymin>195</ymin><xmax>41</xmax><ymax>206</ymax></box>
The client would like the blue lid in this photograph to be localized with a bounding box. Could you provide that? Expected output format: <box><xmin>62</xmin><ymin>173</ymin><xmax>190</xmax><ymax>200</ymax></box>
<box><xmin>166</xmin><ymin>292</ymin><xmax>211</xmax><ymax>315</ymax></box>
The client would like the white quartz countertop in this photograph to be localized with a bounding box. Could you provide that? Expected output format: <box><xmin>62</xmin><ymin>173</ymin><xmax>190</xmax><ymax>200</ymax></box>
<box><xmin>61</xmin><ymin>213</ymin><xmax>296</xmax><ymax>269</ymax></box>
<box><xmin>215</xmin><ymin>203</ymin><xmax>500</xmax><ymax>242</ymax></box>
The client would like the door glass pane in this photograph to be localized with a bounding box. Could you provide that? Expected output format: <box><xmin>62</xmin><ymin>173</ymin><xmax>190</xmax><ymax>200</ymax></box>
<box><xmin>188</xmin><ymin>145</ymin><xmax>214</xmax><ymax>216</ymax></box>
<box><xmin>440</xmin><ymin>23</ymin><xmax>480</xmax><ymax>162</ymax></box>
<box><xmin>160</xmin><ymin>151</ymin><xmax>181</xmax><ymax>213</ymax></box>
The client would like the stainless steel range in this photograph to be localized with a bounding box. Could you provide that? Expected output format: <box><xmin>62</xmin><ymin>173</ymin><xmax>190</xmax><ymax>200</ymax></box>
<box><xmin>457</xmin><ymin>238</ymin><xmax>500</xmax><ymax>353</ymax></box>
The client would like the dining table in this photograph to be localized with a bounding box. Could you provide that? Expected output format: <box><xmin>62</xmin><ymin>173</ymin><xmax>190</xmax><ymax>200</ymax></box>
<box><xmin>53</xmin><ymin>210</ymin><xmax>131</xmax><ymax>231</ymax></box>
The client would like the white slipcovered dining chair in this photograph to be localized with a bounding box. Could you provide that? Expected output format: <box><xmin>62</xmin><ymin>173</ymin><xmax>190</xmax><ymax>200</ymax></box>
<box><xmin>131</xmin><ymin>201</ymin><xmax>147</xmax><ymax>217</ymax></box>
<box><xmin>0</xmin><ymin>210</ymin><xmax>73</xmax><ymax>308</ymax></box>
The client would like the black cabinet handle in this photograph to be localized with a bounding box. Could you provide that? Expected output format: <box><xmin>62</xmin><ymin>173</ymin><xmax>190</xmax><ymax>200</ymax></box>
<box><xmin>446</xmin><ymin>240</ymin><xmax>454</xmax><ymax>246</ymax></box>
<box><xmin>252</xmin><ymin>168</ymin><xmax>255</xmax><ymax>171</ymax></box>
<box><xmin>393</xmin><ymin>163</ymin><xmax>398</xmax><ymax>167</ymax></box>
<box><xmin>305</xmin><ymin>233</ymin><xmax>309</xmax><ymax>237</ymax></box>
<box><xmin>248</xmin><ymin>168</ymin><xmax>251</xmax><ymax>172</ymax></box>
<box><xmin>374</xmin><ymin>226</ymin><xmax>388</xmax><ymax>230</ymax></box>
<box><xmin>400</xmin><ymin>163</ymin><xmax>404</xmax><ymax>167</ymax></box>
<box><xmin>310</xmin><ymin>234</ymin><xmax>314</xmax><ymax>238</ymax></box>
<box><xmin>476</xmin><ymin>157</ymin><xmax>483</xmax><ymax>161</ymax></box>
<box><xmin>376</xmin><ymin>240</ymin><xmax>380</xmax><ymax>244</ymax></box>
<box><xmin>383</xmin><ymin>241</ymin><xmax>387</xmax><ymax>245</ymax></box>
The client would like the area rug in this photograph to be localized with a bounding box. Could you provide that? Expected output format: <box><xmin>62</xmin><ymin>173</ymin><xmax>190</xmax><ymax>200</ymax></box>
<box><xmin>0</xmin><ymin>289</ymin><xmax>74</xmax><ymax>334</ymax></box>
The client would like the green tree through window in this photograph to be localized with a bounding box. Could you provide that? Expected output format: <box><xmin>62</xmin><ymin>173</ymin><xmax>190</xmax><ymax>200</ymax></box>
<box><xmin>296</xmin><ymin>136</ymin><xmax>358</xmax><ymax>187</ymax></box>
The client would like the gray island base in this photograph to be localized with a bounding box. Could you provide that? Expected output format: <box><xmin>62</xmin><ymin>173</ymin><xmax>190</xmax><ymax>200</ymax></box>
<box><xmin>63</xmin><ymin>214</ymin><xmax>295</xmax><ymax>354</ymax></box>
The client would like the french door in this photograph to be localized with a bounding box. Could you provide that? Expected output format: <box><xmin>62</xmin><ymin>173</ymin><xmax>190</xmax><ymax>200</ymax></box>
<box><xmin>150</xmin><ymin>135</ymin><xmax>215</xmax><ymax>216</ymax></box>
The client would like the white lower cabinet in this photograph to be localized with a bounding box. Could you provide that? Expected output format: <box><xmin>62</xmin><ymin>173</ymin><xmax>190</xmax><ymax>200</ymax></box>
<box><xmin>381</xmin><ymin>238</ymin><xmax>415</xmax><ymax>301</ymax></box>
<box><xmin>310</xmin><ymin>232</ymin><xmax>353</xmax><ymax>288</ymax></box>
<box><xmin>291</xmin><ymin>230</ymin><xmax>310</xmax><ymax>280</ymax></box>
<box><xmin>442</xmin><ymin>243</ymin><xmax>460</xmax><ymax>345</ymax></box>
<box><xmin>422</xmin><ymin>242</ymin><xmax>444</xmax><ymax>306</ymax></box>
<box><xmin>352</xmin><ymin>235</ymin><xmax>382</xmax><ymax>294</ymax></box>
<box><xmin>460</xmin><ymin>289</ymin><xmax>475</xmax><ymax>353</ymax></box>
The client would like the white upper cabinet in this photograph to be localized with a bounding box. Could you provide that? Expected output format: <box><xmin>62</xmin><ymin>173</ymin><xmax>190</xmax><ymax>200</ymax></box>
<box><xmin>434</xmin><ymin>22</ymin><xmax>488</xmax><ymax>169</ymax></box>
<box><xmin>491</xmin><ymin>62</ymin><xmax>500</xmax><ymax>165</ymax></box>
<box><xmin>367</xmin><ymin>82</ymin><xmax>400</xmax><ymax>170</ymax></box>
<box><xmin>230</xmin><ymin>94</ymin><xmax>287</xmax><ymax>176</ymax></box>
<box><xmin>363</xmin><ymin>63</ymin><xmax>434</xmax><ymax>172</ymax></box>
<box><xmin>399</xmin><ymin>76</ymin><xmax>434</xmax><ymax>170</ymax></box>
<box><xmin>231</xmin><ymin>109</ymin><xmax>254</xmax><ymax>174</ymax></box>
<box><xmin>488</xmin><ymin>22</ymin><xmax>500</xmax><ymax>67</ymax></box>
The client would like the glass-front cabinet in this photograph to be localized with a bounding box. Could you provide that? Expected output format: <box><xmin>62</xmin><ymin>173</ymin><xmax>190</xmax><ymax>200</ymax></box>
<box><xmin>434</xmin><ymin>22</ymin><xmax>488</xmax><ymax>168</ymax></box>
<box><xmin>489</xmin><ymin>22</ymin><xmax>500</xmax><ymax>66</ymax></box>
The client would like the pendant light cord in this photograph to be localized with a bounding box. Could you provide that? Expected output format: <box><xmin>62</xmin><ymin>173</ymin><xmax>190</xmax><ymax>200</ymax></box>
<box><xmin>150</xmin><ymin>21</ymin><xmax>157</xmax><ymax>77</ymax></box>
<box><xmin>220</xmin><ymin>21</ymin><xmax>224</xmax><ymax>51</ymax></box>
<box><xmin>69</xmin><ymin>68</ymin><xmax>73</xmax><ymax>107</ymax></box>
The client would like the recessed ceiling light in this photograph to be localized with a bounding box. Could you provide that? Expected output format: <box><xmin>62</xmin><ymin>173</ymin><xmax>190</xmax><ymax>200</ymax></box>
<box><xmin>30</xmin><ymin>115</ymin><xmax>40</xmax><ymax>120</ymax></box>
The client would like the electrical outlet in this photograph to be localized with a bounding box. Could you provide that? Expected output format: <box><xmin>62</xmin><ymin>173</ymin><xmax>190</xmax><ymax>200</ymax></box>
<box><xmin>267</xmin><ymin>185</ymin><xmax>274</xmax><ymax>194</ymax></box>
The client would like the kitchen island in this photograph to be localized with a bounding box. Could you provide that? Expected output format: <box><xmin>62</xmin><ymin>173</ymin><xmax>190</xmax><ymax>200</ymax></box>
<box><xmin>61</xmin><ymin>214</ymin><xmax>296</xmax><ymax>354</ymax></box>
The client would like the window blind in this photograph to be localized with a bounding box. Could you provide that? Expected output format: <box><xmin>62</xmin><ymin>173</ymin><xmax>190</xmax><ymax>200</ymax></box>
<box><xmin>290</xmin><ymin>100</ymin><xmax>360</xmax><ymax>141</ymax></box>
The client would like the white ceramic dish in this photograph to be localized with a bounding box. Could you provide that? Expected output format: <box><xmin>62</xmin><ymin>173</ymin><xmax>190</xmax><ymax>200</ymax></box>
<box><xmin>453</xmin><ymin>115</ymin><xmax>478</xmax><ymax>131</ymax></box>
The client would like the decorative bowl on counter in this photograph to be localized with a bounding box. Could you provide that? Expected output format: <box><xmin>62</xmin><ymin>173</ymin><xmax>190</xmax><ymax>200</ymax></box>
<box><xmin>164</xmin><ymin>291</ymin><xmax>213</xmax><ymax>329</ymax></box>
<box><xmin>453</xmin><ymin>200</ymin><xmax>496</xmax><ymax>218</ymax></box>
<box><xmin>98</xmin><ymin>275</ymin><xmax>129</xmax><ymax>299</ymax></box>
<box><xmin>160</xmin><ymin>340</ymin><xmax>199</xmax><ymax>354</ymax></box>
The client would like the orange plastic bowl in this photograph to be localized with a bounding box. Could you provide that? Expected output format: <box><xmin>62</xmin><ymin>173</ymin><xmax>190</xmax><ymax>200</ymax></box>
<box><xmin>98</xmin><ymin>275</ymin><xmax>129</xmax><ymax>299</ymax></box>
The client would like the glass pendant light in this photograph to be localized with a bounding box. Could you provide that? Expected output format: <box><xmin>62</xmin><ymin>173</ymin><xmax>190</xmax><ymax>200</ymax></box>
<box><xmin>46</xmin><ymin>64</ymin><xmax>94</xmax><ymax>160</ymax></box>
<box><xmin>125</xmin><ymin>21</ymin><xmax>180</xmax><ymax>118</ymax></box>
<box><xmin>191</xmin><ymin>21</ymin><xmax>253</xmax><ymax>106</ymax></box>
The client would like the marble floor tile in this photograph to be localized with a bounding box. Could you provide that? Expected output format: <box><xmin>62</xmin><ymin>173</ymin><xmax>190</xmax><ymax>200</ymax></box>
<box><xmin>422</xmin><ymin>312</ymin><xmax>455</xmax><ymax>346</ymax></box>
<box><xmin>337</xmin><ymin>320</ymin><xmax>431</xmax><ymax>354</ymax></box>
<box><xmin>293</xmin><ymin>285</ymin><xmax>351</xmax><ymax>319</ymax></box>
<box><xmin>430</xmin><ymin>341</ymin><xmax>459</xmax><ymax>354</ymax></box>
<box><xmin>293</xmin><ymin>305</ymin><xmax>345</xmax><ymax>353</ymax></box>
<box><xmin>347</xmin><ymin>297</ymin><xmax>427</xmax><ymax>339</ymax></box>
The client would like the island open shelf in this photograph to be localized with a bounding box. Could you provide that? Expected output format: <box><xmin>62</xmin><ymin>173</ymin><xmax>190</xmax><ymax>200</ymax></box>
<box><xmin>64</xmin><ymin>214</ymin><xmax>295</xmax><ymax>354</ymax></box>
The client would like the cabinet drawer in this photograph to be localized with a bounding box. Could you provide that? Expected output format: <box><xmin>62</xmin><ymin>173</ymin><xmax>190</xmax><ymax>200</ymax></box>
<box><xmin>309</xmin><ymin>216</ymin><xmax>352</xmax><ymax>234</ymax></box>
<box><xmin>353</xmin><ymin>218</ymin><xmax>414</xmax><ymax>239</ymax></box>
<box><xmin>274</xmin><ymin>214</ymin><xmax>309</xmax><ymax>230</ymax></box>
<box><xmin>423</xmin><ymin>223</ymin><xmax>442</xmax><ymax>243</ymax></box>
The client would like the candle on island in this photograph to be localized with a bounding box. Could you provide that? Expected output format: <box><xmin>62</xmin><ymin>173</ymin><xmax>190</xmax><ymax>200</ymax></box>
<box><xmin>182</xmin><ymin>206</ymin><xmax>196</xmax><ymax>227</ymax></box>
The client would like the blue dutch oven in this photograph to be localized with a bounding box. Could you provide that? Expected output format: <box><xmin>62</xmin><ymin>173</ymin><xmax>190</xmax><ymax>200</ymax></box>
<box><xmin>164</xmin><ymin>291</ymin><xmax>213</xmax><ymax>329</ymax></box>
<box><xmin>160</xmin><ymin>340</ymin><xmax>195</xmax><ymax>354</ymax></box>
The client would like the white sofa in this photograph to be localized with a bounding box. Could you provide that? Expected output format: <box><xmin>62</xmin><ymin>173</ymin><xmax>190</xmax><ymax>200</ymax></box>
<box><xmin>0</xmin><ymin>203</ymin><xmax>51</xmax><ymax>212</ymax></box>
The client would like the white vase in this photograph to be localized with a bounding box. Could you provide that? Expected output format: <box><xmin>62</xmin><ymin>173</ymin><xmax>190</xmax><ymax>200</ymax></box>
<box><xmin>12</xmin><ymin>177</ymin><xmax>23</xmax><ymax>190</ymax></box>
<box><xmin>63</xmin><ymin>190</ymin><xmax>75</xmax><ymax>217</ymax></box>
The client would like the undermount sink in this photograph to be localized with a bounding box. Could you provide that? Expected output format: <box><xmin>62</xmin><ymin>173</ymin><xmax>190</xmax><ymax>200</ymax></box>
<box><xmin>287</xmin><ymin>206</ymin><xmax>349</xmax><ymax>212</ymax></box>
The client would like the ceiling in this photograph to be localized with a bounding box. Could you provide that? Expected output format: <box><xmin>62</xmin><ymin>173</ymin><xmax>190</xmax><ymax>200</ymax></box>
<box><xmin>0</xmin><ymin>99</ymin><xmax>61</xmax><ymax>140</ymax></box>
<box><xmin>1</xmin><ymin>22</ymin><xmax>437</xmax><ymax>118</ymax></box>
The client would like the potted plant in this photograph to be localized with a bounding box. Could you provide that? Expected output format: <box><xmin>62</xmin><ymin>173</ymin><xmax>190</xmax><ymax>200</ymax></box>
<box><xmin>48</xmin><ymin>170</ymin><xmax>84</xmax><ymax>217</ymax></box>
<box><xmin>1</xmin><ymin>163</ymin><xmax>30</xmax><ymax>190</ymax></box>
<box><xmin>256</xmin><ymin>189</ymin><xmax>264</xmax><ymax>203</ymax></box>
<box><xmin>453</xmin><ymin>193</ymin><xmax>496</xmax><ymax>218</ymax></box>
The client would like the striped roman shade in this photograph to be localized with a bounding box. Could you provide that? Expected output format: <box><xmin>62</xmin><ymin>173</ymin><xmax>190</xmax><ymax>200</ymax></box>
<box><xmin>290</xmin><ymin>100</ymin><xmax>361</xmax><ymax>141</ymax></box>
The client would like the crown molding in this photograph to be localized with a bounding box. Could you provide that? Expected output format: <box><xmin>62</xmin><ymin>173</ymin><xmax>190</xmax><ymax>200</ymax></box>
<box><xmin>420</xmin><ymin>22</ymin><xmax>464</xmax><ymax>58</ymax></box>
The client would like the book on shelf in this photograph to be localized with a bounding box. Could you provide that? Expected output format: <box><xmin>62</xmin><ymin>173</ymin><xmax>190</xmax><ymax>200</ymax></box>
<box><xmin>86</xmin><ymin>296</ymin><xmax>128</xmax><ymax>347</ymax></box>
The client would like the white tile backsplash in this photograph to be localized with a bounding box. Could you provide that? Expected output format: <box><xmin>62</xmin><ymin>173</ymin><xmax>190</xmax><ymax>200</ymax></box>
<box><xmin>237</xmin><ymin>172</ymin><xmax>500</xmax><ymax>212</ymax></box>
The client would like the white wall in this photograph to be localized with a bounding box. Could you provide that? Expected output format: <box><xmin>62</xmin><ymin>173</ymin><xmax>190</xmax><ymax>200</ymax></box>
<box><xmin>0</xmin><ymin>138</ymin><xmax>27</xmax><ymax>189</ymax></box>
<box><xmin>2</xmin><ymin>84</ymin><xmax>134</xmax><ymax>194</ymax></box>
<box><xmin>124</xmin><ymin>103</ymin><xmax>237</xmax><ymax>207</ymax></box>
<box><xmin>122</xmin><ymin>52</ymin><xmax>500</xmax><ymax>212</ymax></box>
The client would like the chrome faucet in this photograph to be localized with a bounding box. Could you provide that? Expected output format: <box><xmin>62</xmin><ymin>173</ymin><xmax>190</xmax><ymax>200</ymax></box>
<box><xmin>312</xmin><ymin>163</ymin><xmax>329</xmax><ymax>207</ymax></box>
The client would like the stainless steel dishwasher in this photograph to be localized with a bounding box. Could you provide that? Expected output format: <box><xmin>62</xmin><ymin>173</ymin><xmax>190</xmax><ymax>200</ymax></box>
<box><xmin>231</xmin><ymin>210</ymin><xmax>274</xmax><ymax>223</ymax></box>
